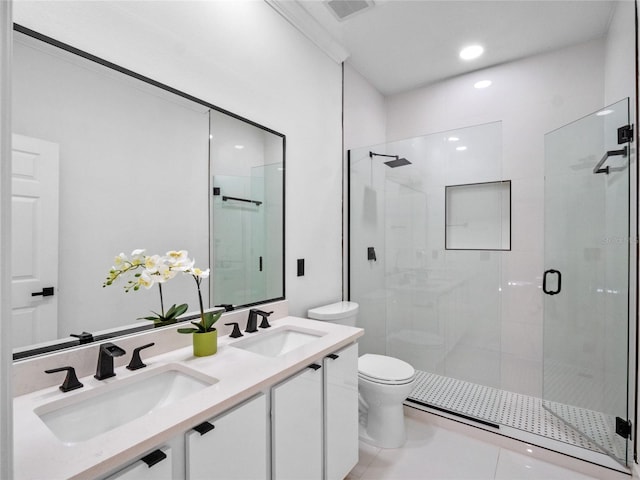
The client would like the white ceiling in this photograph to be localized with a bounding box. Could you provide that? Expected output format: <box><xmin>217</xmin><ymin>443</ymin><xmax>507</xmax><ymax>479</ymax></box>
<box><xmin>278</xmin><ymin>0</ymin><xmax>617</xmax><ymax>95</ymax></box>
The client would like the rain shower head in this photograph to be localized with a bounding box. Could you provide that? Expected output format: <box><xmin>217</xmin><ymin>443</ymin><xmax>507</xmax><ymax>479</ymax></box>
<box><xmin>369</xmin><ymin>151</ymin><xmax>412</xmax><ymax>168</ymax></box>
<box><xmin>384</xmin><ymin>157</ymin><xmax>411</xmax><ymax>168</ymax></box>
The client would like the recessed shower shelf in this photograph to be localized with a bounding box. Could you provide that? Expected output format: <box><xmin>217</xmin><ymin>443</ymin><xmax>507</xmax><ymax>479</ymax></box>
<box><xmin>445</xmin><ymin>180</ymin><xmax>511</xmax><ymax>251</ymax></box>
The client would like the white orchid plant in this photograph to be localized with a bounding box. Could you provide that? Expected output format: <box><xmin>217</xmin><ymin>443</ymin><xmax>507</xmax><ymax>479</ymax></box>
<box><xmin>103</xmin><ymin>249</ymin><xmax>220</xmax><ymax>332</ymax></box>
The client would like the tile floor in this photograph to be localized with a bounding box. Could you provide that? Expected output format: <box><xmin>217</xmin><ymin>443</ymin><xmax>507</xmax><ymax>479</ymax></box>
<box><xmin>347</xmin><ymin>413</ymin><xmax>629</xmax><ymax>480</ymax></box>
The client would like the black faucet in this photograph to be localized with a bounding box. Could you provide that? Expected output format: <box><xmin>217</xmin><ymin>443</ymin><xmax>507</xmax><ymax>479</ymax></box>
<box><xmin>245</xmin><ymin>309</ymin><xmax>274</xmax><ymax>333</ymax></box>
<box><xmin>95</xmin><ymin>342</ymin><xmax>126</xmax><ymax>380</ymax></box>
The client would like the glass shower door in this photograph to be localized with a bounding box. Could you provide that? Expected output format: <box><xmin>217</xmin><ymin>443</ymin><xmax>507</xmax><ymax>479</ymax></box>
<box><xmin>543</xmin><ymin>99</ymin><xmax>631</xmax><ymax>465</ymax></box>
<box><xmin>211</xmin><ymin>174</ymin><xmax>265</xmax><ymax>307</ymax></box>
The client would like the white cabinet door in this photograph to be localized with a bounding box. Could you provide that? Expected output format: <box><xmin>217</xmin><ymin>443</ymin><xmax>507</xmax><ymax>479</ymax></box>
<box><xmin>272</xmin><ymin>364</ymin><xmax>323</xmax><ymax>480</ymax></box>
<box><xmin>324</xmin><ymin>343</ymin><xmax>359</xmax><ymax>480</ymax></box>
<box><xmin>104</xmin><ymin>447</ymin><xmax>172</xmax><ymax>480</ymax></box>
<box><xmin>186</xmin><ymin>393</ymin><xmax>268</xmax><ymax>480</ymax></box>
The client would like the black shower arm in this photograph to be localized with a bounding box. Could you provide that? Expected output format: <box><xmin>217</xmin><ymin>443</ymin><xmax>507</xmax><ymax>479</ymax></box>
<box><xmin>369</xmin><ymin>151</ymin><xmax>399</xmax><ymax>160</ymax></box>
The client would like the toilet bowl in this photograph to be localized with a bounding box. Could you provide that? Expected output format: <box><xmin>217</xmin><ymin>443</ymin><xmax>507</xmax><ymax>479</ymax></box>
<box><xmin>358</xmin><ymin>354</ymin><xmax>415</xmax><ymax>448</ymax></box>
<box><xmin>307</xmin><ymin>302</ymin><xmax>416</xmax><ymax>449</ymax></box>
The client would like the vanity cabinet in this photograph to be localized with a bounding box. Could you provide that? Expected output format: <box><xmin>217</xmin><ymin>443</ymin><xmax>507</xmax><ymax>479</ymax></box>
<box><xmin>104</xmin><ymin>447</ymin><xmax>173</xmax><ymax>480</ymax></box>
<box><xmin>272</xmin><ymin>342</ymin><xmax>359</xmax><ymax>480</ymax></box>
<box><xmin>103</xmin><ymin>395</ymin><xmax>267</xmax><ymax>480</ymax></box>
<box><xmin>323</xmin><ymin>343</ymin><xmax>359</xmax><ymax>480</ymax></box>
<box><xmin>186</xmin><ymin>393</ymin><xmax>268</xmax><ymax>480</ymax></box>
<box><xmin>272</xmin><ymin>364</ymin><xmax>323</xmax><ymax>479</ymax></box>
<box><xmin>102</xmin><ymin>344</ymin><xmax>358</xmax><ymax>480</ymax></box>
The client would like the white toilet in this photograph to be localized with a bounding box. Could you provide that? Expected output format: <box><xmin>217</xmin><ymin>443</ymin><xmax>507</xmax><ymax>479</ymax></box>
<box><xmin>307</xmin><ymin>301</ymin><xmax>416</xmax><ymax>449</ymax></box>
<box><xmin>357</xmin><ymin>353</ymin><xmax>415</xmax><ymax>448</ymax></box>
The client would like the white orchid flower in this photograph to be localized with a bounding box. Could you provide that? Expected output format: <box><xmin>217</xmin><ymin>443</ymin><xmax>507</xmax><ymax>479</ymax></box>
<box><xmin>137</xmin><ymin>271</ymin><xmax>155</xmax><ymax>289</ymax></box>
<box><xmin>191</xmin><ymin>267</ymin><xmax>210</xmax><ymax>279</ymax></box>
<box><xmin>113</xmin><ymin>252</ymin><xmax>128</xmax><ymax>267</ymax></box>
<box><xmin>144</xmin><ymin>254</ymin><xmax>163</xmax><ymax>273</ymax></box>
<box><xmin>130</xmin><ymin>249</ymin><xmax>146</xmax><ymax>266</ymax></box>
<box><xmin>157</xmin><ymin>263</ymin><xmax>177</xmax><ymax>282</ymax></box>
<box><xmin>166</xmin><ymin>250</ymin><xmax>188</xmax><ymax>264</ymax></box>
<box><xmin>166</xmin><ymin>250</ymin><xmax>194</xmax><ymax>272</ymax></box>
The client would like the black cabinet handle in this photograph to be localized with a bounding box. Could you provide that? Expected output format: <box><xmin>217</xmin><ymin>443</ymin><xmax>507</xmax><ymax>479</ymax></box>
<box><xmin>193</xmin><ymin>421</ymin><xmax>215</xmax><ymax>436</ymax></box>
<box><xmin>141</xmin><ymin>449</ymin><xmax>167</xmax><ymax>468</ymax></box>
<box><xmin>308</xmin><ymin>363</ymin><xmax>322</xmax><ymax>371</ymax></box>
<box><xmin>32</xmin><ymin>287</ymin><xmax>54</xmax><ymax>297</ymax></box>
<box><xmin>326</xmin><ymin>354</ymin><xmax>339</xmax><ymax>360</ymax></box>
<box><xmin>543</xmin><ymin>269</ymin><xmax>562</xmax><ymax>295</ymax></box>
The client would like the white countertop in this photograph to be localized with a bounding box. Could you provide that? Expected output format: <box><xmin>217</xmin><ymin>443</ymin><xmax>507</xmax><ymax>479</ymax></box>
<box><xmin>13</xmin><ymin>317</ymin><xmax>363</xmax><ymax>480</ymax></box>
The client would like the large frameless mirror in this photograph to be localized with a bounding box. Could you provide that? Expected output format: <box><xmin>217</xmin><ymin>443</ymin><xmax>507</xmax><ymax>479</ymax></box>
<box><xmin>11</xmin><ymin>26</ymin><xmax>285</xmax><ymax>359</ymax></box>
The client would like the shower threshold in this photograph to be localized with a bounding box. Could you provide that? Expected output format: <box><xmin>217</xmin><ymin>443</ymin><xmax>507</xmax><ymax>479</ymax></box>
<box><xmin>407</xmin><ymin>370</ymin><xmax>630</xmax><ymax>473</ymax></box>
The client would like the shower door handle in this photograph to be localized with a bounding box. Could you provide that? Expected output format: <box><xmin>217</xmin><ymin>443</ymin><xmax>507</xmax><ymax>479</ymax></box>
<box><xmin>593</xmin><ymin>146</ymin><xmax>627</xmax><ymax>174</ymax></box>
<box><xmin>543</xmin><ymin>269</ymin><xmax>562</xmax><ymax>295</ymax></box>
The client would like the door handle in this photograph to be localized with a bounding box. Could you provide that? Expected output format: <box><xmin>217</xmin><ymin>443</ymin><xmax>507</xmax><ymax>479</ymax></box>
<box><xmin>31</xmin><ymin>287</ymin><xmax>54</xmax><ymax>297</ymax></box>
<box><xmin>593</xmin><ymin>146</ymin><xmax>627</xmax><ymax>174</ymax></box>
<box><xmin>543</xmin><ymin>270</ymin><xmax>561</xmax><ymax>295</ymax></box>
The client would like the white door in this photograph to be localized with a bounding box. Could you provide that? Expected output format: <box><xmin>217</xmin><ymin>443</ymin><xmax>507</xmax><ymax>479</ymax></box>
<box><xmin>11</xmin><ymin>134</ymin><xmax>59</xmax><ymax>347</ymax></box>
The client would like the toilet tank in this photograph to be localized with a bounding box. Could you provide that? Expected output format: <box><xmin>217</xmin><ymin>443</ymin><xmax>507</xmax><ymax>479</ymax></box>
<box><xmin>307</xmin><ymin>301</ymin><xmax>359</xmax><ymax>327</ymax></box>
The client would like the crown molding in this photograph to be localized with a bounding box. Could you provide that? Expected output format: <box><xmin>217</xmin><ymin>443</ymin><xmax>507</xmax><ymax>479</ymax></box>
<box><xmin>265</xmin><ymin>0</ymin><xmax>350</xmax><ymax>64</ymax></box>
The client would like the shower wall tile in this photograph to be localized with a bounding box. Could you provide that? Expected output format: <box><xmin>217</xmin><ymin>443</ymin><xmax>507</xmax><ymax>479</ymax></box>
<box><xmin>501</xmin><ymin>321</ymin><xmax>543</xmax><ymax>361</ymax></box>
<box><xmin>500</xmin><ymin>354</ymin><xmax>543</xmax><ymax>397</ymax></box>
<box><xmin>444</xmin><ymin>346</ymin><xmax>501</xmax><ymax>388</ymax></box>
<box><xmin>501</xmin><ymin>251</ymin><xmax>544</xmax><ymax>326</ymax></box>
<box><xmin>509</xmin><ymin>177</ymin><xmax>544</xmax><ymax>254</ymax></box>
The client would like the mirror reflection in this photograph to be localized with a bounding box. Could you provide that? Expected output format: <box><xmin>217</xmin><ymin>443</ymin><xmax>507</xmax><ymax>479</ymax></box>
<box><xmin>11</xmin><ymin>27</ymin><xmax>285</xmax><ymax>356</ymax></box>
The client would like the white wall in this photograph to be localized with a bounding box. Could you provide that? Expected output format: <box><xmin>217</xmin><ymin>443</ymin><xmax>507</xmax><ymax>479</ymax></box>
<box><xmin>604</xmin><ymin>1</ymin><xmax>636</xmax><ymax>106</ymax></box>
<box><xmin>12</xmin><ymin>0</ymin><xmax>344</xmax><ymax>319</ymax></box>
<box><xmin>0</xmin><ymin>2</ymin><xmax>13</xmax><ymax>477</ymax></box>
<box><xmin>343</xmin><ymin>63</ymin><xmax>387</xmax><ymax>152</ymax></box>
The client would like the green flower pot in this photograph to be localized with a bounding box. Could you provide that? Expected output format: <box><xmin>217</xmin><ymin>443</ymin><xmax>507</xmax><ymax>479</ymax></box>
<box><xmin>193</xmin><ymin>329</ymin><xmax>217</xmax><ymax>357</ymax></box>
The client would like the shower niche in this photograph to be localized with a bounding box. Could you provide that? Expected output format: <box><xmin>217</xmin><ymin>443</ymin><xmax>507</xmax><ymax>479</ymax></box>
<box><xmin>445</xmin><ymin>180</ymin><xmax>511</xmax><ymax>251</ymax></box>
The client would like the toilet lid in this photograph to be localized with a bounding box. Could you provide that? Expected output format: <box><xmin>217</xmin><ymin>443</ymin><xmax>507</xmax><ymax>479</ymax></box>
<box><xmin>358</xmin><ymin>354</ymin><xmax>415</xmax><ymax>384</ymax></box>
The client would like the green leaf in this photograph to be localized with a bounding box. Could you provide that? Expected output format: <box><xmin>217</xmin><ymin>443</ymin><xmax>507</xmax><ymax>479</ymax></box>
<box><xmin>154</xmin><ymin>319</ymin><xmax>177</xmax><ymax>327</ymax></box>
<box><xmin>190</xmin><ymin>321</ymin><xmax>206</xmax><ymax>332</ymax></box>
<box><xmin>166</xmin><ymin>303</ymin><xmax>188</xmax><ymax>319</ymax></box>
<box><xmin>177</xmin><ymin>328</ymin><xmax>199</xmax><ymax>334</ymax></box>
<box><xmin>203</xmin><ymin>311</ymin><xmax>222</xmax><ymax>331</ymax></box>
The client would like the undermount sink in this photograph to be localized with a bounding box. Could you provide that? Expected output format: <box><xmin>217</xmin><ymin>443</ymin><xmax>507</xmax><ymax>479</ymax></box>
<box><xmin>35</xmin><ymin>364</ymin><xmax>218</xmax><ymax>444</ymax></box>
<box><xmin>230</xmin><ymin>326</ymin><xmax>326</xmax><ymax>357</ymax></box>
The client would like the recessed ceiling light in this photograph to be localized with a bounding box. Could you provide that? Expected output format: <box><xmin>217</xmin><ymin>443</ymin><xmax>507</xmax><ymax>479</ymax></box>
<box><xmin>474</xmin><ymin>80</ymin><xmax>492</xmax><ymax>89</ymax></box>
<box><xmin>447</xmin><ymin>136</ymin><xmax>459</xmax><ymax>142</ymax></box>
<box><xmin>459</xmin><ymin>45</ymin><xmax>484</xmax><ymax>60</ymax></box>
<box><xmin>234</xmin><ymin>145</ymin><xmax>245</xmax><ymax>150</ymax></box>
<box><xmin>456</xmin><ymin>146</ymin><xmax>467</xmax><ymax>151</ymax></box>
<box><xmin>596</xmin><ymin>109</ymin><xmax>613</xmax><ymax>116</ymax></box>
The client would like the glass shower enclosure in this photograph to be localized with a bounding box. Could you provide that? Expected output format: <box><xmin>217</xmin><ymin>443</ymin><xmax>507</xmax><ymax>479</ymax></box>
<box><xmin>542</xmin><ymin>98</ymin><xmax>632</xmax><ymax>465</ymax></box>
<box><xmin>348</xmin><ymin>103</ymin><xmax>634</xmax><ymax>467</ymax></box>
<box><xmin>349</xmin><ymin>121</ymin><xmax>504</xmax><ymax>387</ymax></box>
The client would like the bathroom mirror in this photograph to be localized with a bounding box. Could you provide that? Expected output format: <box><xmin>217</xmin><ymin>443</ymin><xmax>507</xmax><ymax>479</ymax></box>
<box><xmin>11</xmin><ymin>26</ymin><xmax>285</xmax><ymax>358</ymax></box>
